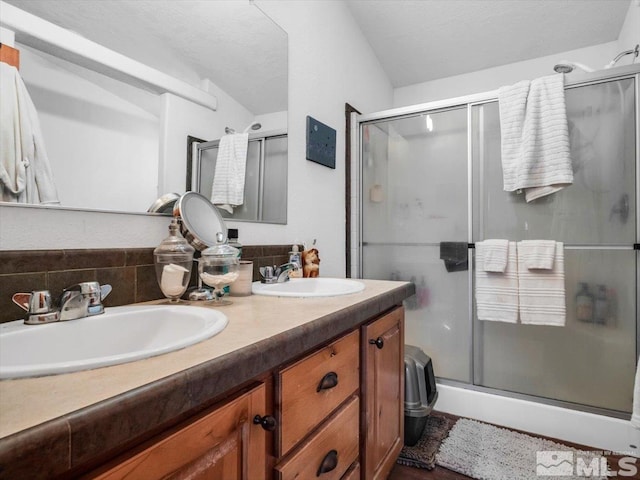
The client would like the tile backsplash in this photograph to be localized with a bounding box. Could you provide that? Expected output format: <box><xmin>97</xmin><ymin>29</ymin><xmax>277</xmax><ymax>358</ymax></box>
<box><xmin>0</xmin><ymin>245</ymin><xmax>294</xmax><ymax>324</ymax></box>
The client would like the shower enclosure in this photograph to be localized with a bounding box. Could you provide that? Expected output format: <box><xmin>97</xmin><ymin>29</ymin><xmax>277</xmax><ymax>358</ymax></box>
<box><xmin>352</xmin><ymin>65</ymin><xmax>639</xmax><ymax>417</ymax></box>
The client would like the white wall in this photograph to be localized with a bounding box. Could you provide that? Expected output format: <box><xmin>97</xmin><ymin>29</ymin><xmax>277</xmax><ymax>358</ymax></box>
<box><xmin>228</xmin><ymin>0</ymin><xmax>393</xmax><ymax>276</ymax></box>
<box><xmin>617</xmin><ymin>1</ymin><xmax>640</xmax><ymax>60</ymax></box>
<box><xmin>393</xmin><ymin>41</ymin><xmax>620</xmax><ymax>107</ymax></box>
<box><xmin>393</xmin><ymin>2</ymin><xmax>640</xmax><ymax>107</ymax></box>
<box><xmin>0</xmin><ymin>1</ymin><xmax>394</xmax><ymax>274</ymax></box>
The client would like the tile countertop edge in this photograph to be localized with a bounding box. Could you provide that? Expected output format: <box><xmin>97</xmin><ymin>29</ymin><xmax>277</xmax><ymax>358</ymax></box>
<box><xmin>0</xmin><ymin>281</ymin><xmax>415</xmax><ymax>479</ymax></box>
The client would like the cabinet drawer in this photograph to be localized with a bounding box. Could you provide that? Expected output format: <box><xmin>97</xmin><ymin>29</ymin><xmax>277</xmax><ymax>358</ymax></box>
<box><xmin>341</xmin><ymin>461</ymin><xmax>360</xmax><ymax>480</ymax></box>
<box><xmin>275</xmin><ymin>396</ymin><xmax>359</xmax><ymax>480</ymax></box>
<box><xmin>278</xmin><ymin>330</ymin><xmax>359</xmax><ymax>455</ymax></box>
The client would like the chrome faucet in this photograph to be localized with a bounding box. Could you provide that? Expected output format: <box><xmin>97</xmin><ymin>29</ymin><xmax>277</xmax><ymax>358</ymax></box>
<box><xmin>12</xmin><ymin>282</ymin><xmax>112</xmax><ymax>325</ymax></box>
<box><xmin>59</xmin><ymin>282</ymin><xmax>112</xmax><ymax>320</ymax></box>
<box><xmin>259</xmin><ymin>263</ymin><xmax>301</xmax><ymax>284</ymax></box>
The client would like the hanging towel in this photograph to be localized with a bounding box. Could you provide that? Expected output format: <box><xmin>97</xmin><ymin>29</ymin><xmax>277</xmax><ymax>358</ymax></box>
<box><xmin>518</xmin><ymin>240</ymin><xmax>557</xmax><ymax>270</ymax></box>
<box><xmin>475</xmin><ymin>241</ymin><xmax>519</xmax><ymax>323</ymax></box>
<box><xmin>210</xmin><ymin>132</ymin><xmax>249</xmax><ymax>214</ymax></box>
<box><xmin>498</xmin><ymin>74</ymin><xmax>573</xmax><ymax>202</ymax></box>
<box><xmin>0</xmin><ymin>62</ymin><xmax>59</xmax><ymax>204</ymax></box>
<box><xmin>439</xmin><ymin>242</ymin><xmax>468</xmax><ymax>273</ymax></box>
<box><xmin>476</xmin><ymin>239</ymin><xmax>509</xmax><ymax>273</ymax></box>
<box><xmin>632</xmin><ymin>356</ymin><xmax>640</xmax><ymax>429</ymax></box>
<box><xmin>517</xmin><ymin>241</ymin><xmax>566</xmax><ymax>326</ymax></box>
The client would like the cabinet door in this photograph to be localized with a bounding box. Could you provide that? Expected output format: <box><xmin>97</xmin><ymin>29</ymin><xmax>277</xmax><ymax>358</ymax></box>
<box><xmin>362</xmin><ymin>307</ymin><xmax>404</xmax><ymax>480</ymax></box>
<box><xmin>89</xmin><ymin>383</ymin><xmax>268</xmax><ymax>480</ymax></box>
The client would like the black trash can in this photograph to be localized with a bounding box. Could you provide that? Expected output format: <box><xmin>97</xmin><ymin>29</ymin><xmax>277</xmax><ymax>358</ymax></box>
<box><xmin>404</xmin><ymin>345</ymin><xmax>438</xmax><ymax>446</ymax></box>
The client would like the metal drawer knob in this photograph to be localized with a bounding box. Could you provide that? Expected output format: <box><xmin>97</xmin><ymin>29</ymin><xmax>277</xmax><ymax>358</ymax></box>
<box><xmin>253</xmin><ymin>414</ymin><xmax>277</xmax><ymax>431</ymax></box>
<box><xmin>369</xmin><ymin>337</ymin><xmax>384</xmax><ymax>349</ymax></box>
<box><xmin>316</xmin><ymin>371</ymin><xmax>339</xmax><ymax>392</ymax></box>
<box><xmin>316</xmin><ymin>449</ymin><xmax>338</xmax><ymax>476</ymax></box>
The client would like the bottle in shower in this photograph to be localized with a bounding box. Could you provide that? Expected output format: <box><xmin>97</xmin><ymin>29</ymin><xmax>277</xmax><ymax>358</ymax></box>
<box><xmin>575</xmin><ymin>282</ymin><xmax>594</xmax><ymax>323</ymax></box>
<box><xmin>594</xmin><ymin>285</ymin><xmax>608</xmax><ymax>325</ymax></box>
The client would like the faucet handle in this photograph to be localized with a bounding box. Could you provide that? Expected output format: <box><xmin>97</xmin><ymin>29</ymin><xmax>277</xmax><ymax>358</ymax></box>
<box><xmin>100</xmin><ymin>284</ymin><xmax>112</xmax><ymax>301</ymax></box>
<box><xmin>259</xmin><ymin>266</ymin><xmax>276</xmax><ymax>284</ymax></box>
<box><xmin>12</xmin><ymin>291</ymin><xmax>60</xmax><ymax>325</ymax></box>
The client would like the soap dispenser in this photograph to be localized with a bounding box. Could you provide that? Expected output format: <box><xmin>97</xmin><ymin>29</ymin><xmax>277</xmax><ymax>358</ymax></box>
<box><xmin>288</xmin><ymin>245</ymin><xmax>303</xmax><ymax>278</ymax></box>
<box><xmin>154</xmin><ymin>218</ymin><xmax>195</xmax><ymax>303</ymax></box>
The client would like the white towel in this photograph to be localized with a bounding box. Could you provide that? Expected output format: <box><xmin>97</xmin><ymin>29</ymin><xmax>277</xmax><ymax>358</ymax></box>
<box><xmin>0</xmin><ymin>62</ymin><xmax>59</xmax><ymax>204</ymax></box>
<box><xmin>475</xmin><ymin>241</ymin><xmax>518</xmax><ymax>323</ymax></box>
<box><xmin>499</xmin><ymin>74</ymin><xmax>573</xmax><ymax>202</ymax></box>
<box><xmin>517</xmin><ymin>241</ymin><xmax>566</xmax><ymax>326</ymax></box>
<box><xmin>632</xmin><ymin>356</ymin><xmax>640</xmax><ymax>429</ymax></box>
<box><xmin>476</xmin><ymin>239</ymin><xmax>509</xmax><ymax>272</ymax></box>
<box><xmin>518</xmin><ymin>240</ymin><xmax>557</xmax><ymax>270</ymax></box>
<box><xmin>210</xmin><ymin>133</ymin><xmax>249</xmax><ymax>214</ymax></box>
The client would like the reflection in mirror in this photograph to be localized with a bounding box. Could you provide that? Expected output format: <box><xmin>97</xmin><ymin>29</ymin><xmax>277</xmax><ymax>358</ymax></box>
<box><xmin>190</xmin><ymin>130</ymin><xmax>288</xmax><ymax>224</ymax></box>
<box><xmin>0</xmin><ymin>0</ymin><xmax>288</xmax><ymax>215</ymax></box>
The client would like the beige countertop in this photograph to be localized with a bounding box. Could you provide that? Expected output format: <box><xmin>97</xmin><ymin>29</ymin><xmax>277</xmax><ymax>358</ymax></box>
<box><xmin>0</xmin><ymin>279</ymin><xmax>413</xmax><ymax>478</ymax></box>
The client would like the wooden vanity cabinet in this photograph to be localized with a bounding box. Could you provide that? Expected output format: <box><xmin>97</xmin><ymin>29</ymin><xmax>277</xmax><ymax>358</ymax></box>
<box><xmin>86</xmin><ymin>383</ymin><xmax>269</xmax><ymax>480</ymax></box>
<box><xmin>83</xmin><ymin>306</ymin><xmax>405</xmax><ymax>480</ymax></box>
<box><xmin>362</xmin><ymin>306</ymin><xmax>405</xmax><ymax>480</ymax></box>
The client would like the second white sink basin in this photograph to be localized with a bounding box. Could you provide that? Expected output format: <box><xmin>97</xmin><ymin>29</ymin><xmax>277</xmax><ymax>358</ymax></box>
<box><xmin>251</xmin><ymin>278</ymin><xmax>365</xmax><ymax>298</ymax></box>
<box><xmin>0</xmin><ymin>305</ymin><xmax>228</xmax><ymax>379</ymax></box>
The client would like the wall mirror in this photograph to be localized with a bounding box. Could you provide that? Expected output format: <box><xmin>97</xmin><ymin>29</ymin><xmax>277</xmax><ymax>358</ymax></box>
<box><xmin>0</xmin><ymin>0</ymin><xmax>288</xmax><ymax>219</ymax></box>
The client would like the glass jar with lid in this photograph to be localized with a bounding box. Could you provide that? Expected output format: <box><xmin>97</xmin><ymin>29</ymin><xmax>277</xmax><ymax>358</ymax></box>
<box><xmin>199</xmin><ymin>232</ymin><xmax>240</xmax><ymax>305</ymax></box>
<box><xmin>153</xmin><ymin>218</ymin><xmax>195</xmax><ymax>303</ymax></box>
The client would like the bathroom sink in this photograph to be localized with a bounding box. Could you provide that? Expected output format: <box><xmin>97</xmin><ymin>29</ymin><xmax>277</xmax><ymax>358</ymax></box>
<box><xmin>251</xmin><ymin>278</ymin><xmax>365</xmax><ymax>298</ymax></box>
<box><xmin>0</xmin><ymin>305</ymin><xmax>228</xmax><ymax>379</ymax></box>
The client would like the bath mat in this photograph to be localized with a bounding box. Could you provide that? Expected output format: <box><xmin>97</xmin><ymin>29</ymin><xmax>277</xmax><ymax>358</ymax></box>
<box><xmin>436</xmin><ymin>418</ymin><xmax>606</xmax><ymax>480</ymax></box>
<box><xmin>396</xmin><ymin>413</ymin><xmax>456</xmax><ymax>470</ymax></box>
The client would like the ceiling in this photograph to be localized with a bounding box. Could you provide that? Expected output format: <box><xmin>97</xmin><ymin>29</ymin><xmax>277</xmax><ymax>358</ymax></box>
<box><xmin>345</xmin><ymin>0</ymin><xmax>632</xmax><ymax>87</ymax></box>
<box><xmin>3</xmin><ymin>0</ymin><xmax>632</xmax><ymax>111</ymax></box>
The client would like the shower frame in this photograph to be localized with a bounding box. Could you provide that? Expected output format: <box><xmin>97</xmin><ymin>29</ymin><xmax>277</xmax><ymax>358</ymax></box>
<box><xmin>350</xmin><ymin>63</ymin><xmax>640</xmax><ymax>419</ymax></box>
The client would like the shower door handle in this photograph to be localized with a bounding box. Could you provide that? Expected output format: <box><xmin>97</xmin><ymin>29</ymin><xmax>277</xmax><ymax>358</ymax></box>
<box><xmin>369</xmin><ymin>337</ymin><xmax>384</xmax><ymax>349</ymax></box>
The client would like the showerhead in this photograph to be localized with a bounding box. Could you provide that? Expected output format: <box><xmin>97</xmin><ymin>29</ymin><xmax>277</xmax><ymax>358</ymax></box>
<box><xmin>225</xmin><ymin>122</ymin><xmax>262</xmax><ymax>135</ymax></box>
<box><xmin>553</xmin><ymin>61</ymin><xmax>594</xmax><ymax>74</ymax></box>
<box><xmin>553</xmin><ymin>63</ymin><xmax>574</xmax><ymax>74</ymax></box>
<box><xmin>243</xmin><ymin>122</ymin><xmax>262</xmax><ymax>133</ymax></box>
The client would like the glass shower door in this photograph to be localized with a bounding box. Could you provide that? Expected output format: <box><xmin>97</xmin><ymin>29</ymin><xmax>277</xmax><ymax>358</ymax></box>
<box><xmin>471</xmin><ymin>77</ymin><xmax>637</xmax><ymax>412</ymax></box>
<box><xmin>361</xmin><ymin>107</ymin><xmax>471</xmax><ymax>382</ymax></box>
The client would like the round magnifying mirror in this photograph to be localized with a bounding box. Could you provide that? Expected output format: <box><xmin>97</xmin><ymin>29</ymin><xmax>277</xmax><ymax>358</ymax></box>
<box><xmin>174</xmin><ymin>192</ymin><xmax>227</xmax><ymax>251</ymax></box>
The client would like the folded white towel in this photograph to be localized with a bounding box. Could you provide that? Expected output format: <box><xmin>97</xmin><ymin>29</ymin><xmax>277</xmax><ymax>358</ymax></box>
<box><xmin>517</xmin><ymin>241</ymin><xmax>566</xmax><ymax>326</ymax></box>
<box><xmin>632</xmin><ymin>356</ymin><xmax>640</xmax><ymax>429</ymax></box>
<box><xmin>211</xmin><ymin>133</ymin><xmax>249</xmax><ymax>214</ymax></box>
<box><xmin>499</xmin><ymin>74</ymin><xmax>573</xmax><ymax>202</ymax></box>
<box><xmin>476</xmin><ymin>239</ymin><xmax>510</xmax><ymax>273</ymax></box>
<box><xmin>0</xmin><ymin>62</ymin><xmax>59</xmax><ymax>204</ymax></box>
<box><xmin>475</xmin><ymin>241</ymin><xmax>518</xmax><ymax>323</ymax></box>
<box><xmin>518</xmin><ymin>240</ymin><xmax>557</xmax><ymax>270</ymax></box>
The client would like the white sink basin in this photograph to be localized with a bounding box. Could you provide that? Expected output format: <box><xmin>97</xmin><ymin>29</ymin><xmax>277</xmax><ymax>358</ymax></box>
<box><xmin>251</xmin><ymin>278</ymin><xmax>365</xmax><ymax>298</ymax></box>
<box><xmin>0</xmin><ymin>305</ymin><xmax>228</xmax><ymax>379</ymax></box>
